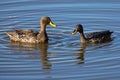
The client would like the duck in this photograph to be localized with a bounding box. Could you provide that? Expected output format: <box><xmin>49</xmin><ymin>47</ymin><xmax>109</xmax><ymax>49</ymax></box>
<box><xmin>6</xmin><ymin>16</ymin><xmax>57</xmax><ymax>43</ymax></box>
<box><xmin>72</xmin><ymin>24</ymin><xmax>113</xmax><ymax>44</ymax></box>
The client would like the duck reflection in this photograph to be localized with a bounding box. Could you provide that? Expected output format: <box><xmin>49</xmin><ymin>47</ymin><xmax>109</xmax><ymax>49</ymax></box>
<box><xmin>10</xmin><ymin>41</ymin><xmax>51</xmax><ymax>70</ymax></box>
<box><xmin>76</xmin><ymin>41</ymin><xmax>113</xmax><ymax>64</ymax></box>
<box><xmin>39</xmin><ymin>43</ymin><xmax>51</xmax><ymax>70</ymax></box>
<box><xmin>76</xmin><ymin>43</ymin><xmax>86</xmax><ymax>64</ymax></box>
<box><xmin>10</xmin><ymin>41</ymin><xmax>38</xmax><ymax>50</ymax></box>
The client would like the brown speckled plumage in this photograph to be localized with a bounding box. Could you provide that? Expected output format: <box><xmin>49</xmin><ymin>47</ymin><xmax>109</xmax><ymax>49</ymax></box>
<box><xmin>6</xmin><ymin>16</ymin><xmax>57</xmax><ymax>43</ymax></box>
<box><xmin>72</xmin><ymin>24</ymin><xmax>113</xmax><ymax>43</ymax></box>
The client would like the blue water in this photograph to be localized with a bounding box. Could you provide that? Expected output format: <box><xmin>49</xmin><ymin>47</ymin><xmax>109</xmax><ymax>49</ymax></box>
<box><xmin>0</xmin><ymin>0</ymin><xmax>120</xmax><ymax>80</ymax></box>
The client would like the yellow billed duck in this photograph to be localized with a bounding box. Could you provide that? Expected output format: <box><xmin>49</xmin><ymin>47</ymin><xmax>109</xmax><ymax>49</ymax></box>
<box><xmin>6</xmin><ymin>16</ymin><xmax>57</xmax><ymax>43</ymax></box>
<box><xmin>72</xmin><ymin>24</ymin><xmax>113</xmax><ymax>43</ymax></box>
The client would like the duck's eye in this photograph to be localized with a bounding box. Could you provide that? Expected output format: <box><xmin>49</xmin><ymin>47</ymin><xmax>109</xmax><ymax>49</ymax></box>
<box><xmin>76</xmin><ymin>28</ymin><xmax>79</xmax><ymax>31</ymax></box>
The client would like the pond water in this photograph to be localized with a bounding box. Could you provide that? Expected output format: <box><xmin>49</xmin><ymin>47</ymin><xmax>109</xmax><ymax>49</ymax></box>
<box><xmin>0</xmin><ymin>0</ymin><xmax>120</xmax><ymax>80</ymax></box>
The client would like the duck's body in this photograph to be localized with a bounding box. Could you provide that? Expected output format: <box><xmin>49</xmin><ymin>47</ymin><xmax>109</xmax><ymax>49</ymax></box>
<box><xmin>72</xmin><ymin>24</ymin><xmax>113</xmax><ymax>43</ymax></box>
<box><xmin>86</xmin><ymin>30</ymin><xmax>113</xmax><ymax>43</ymax></box>
<box><xmin>6</xmin><ymin>16</ymin><xmax>57</xmax><ymax>43</ymax></box>
<box><xmin>6</xmin><ymin>30</ymin><xmax>40</xmax><ymax>43</ymax></box>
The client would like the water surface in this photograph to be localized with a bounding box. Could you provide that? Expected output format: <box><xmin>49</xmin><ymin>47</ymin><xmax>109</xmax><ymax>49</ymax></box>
<box><xmin>0</xmin><ymin>0</ymin><xmax>120</xmax><ymax>80</ymax></box>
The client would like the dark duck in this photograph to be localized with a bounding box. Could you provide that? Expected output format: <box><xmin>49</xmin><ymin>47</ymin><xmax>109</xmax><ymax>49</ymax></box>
<box><xmin>72</xmin><ymin>24</ymin><xmax>113</xmax><ymax>44</ymax></box>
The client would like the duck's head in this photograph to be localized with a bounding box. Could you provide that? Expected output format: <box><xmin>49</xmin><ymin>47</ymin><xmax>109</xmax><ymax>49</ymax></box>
<box><xmin>40</xmin><ymin>16</ymin><xmax>57</xmax><ymax>27</ymax></box>
<box><xmin>72</xmin><ymin>24</ymin><xmax>83</xmax><ymax>35</ymax></box>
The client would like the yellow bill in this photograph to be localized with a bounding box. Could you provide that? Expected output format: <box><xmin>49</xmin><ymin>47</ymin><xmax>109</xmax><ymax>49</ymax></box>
<box><xmin>49</xmin><ymin>21</ymin><xmax>57</xmax><ymax>27</ymax></box>
<box><xmin>71</xmin><ymin>30</ymin><xmax>77</xmax><ymax>35</ymax></box>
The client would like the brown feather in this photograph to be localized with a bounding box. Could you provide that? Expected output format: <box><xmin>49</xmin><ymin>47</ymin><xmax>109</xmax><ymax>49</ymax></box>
<box><xmin>5</xmin><ymin>16</ymin><xmax>56</xmax><ymax>43</ymax></box>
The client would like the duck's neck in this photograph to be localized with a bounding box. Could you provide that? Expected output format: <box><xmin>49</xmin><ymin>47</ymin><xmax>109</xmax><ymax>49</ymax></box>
<box><xmin>40</xmin><ymin>26</ymin><xmax>47</xmax><ymax>36</ymax></box>
<box><xmin>79</xmin><ymin>31</ymin><xmax>86</xmax><ymax>43</ymax></box>
<box><xmin>37</xmin><ymin>24</ymin><xmax>48</xmax><ymax>42</ymax></box>
<box><xmin>40</xmin><ymin>24</ymin><xmax>46</xmax><ymax>32</ymax></box>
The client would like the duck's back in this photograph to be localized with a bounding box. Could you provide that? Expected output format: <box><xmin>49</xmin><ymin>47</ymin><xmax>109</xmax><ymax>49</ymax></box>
<box><xmin>86</xmin><ymin>30</ymin><xmax>113</xmax><ymax>43</ymax></box>
<box><xmin>6</xmin><ymin>30</ymin><xmax>39</xmax><ymax>43</ymax></box>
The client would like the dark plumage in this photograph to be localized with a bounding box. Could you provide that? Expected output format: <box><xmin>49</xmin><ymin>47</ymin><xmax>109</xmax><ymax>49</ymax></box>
<box><xmin>6</xmin><ymin>16</ymin><xmax>57</xmax><ymax>43</ymax></box>
<box><xmin>72</xmin><ymin>24</ymin><xmax>113</xmax><ymax>43</ymax></box>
